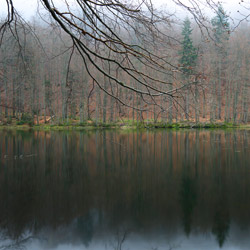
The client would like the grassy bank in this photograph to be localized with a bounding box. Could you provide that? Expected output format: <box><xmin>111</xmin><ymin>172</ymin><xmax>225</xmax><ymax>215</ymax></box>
<box><xmin>0</xmin><ymin>119</ymin><xmax>247</xmax><ymax>131</ymax></box>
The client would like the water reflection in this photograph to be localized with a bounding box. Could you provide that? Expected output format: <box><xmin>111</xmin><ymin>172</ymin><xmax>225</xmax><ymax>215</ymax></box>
<box><xmin>180</xmin><ymin>176</ymin><xmax>197</xmax><ymax>237</ymax></box>
<box><xmin>0</xmin><ymin>130</ymin><xmax>250</xmax><ymax>249</ymax></box>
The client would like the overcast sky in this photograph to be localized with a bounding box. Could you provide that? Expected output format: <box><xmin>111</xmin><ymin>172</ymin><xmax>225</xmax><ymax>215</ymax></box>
<box><xmin>0</xmin><ymin>0</ymin><xmax>249</xmax><ymax>24</ymax></box>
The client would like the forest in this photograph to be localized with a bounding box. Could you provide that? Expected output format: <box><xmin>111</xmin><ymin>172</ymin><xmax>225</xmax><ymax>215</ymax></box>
<box><xmin>1</xmin><ymin>2</ymin><xmax>250</xmax><ymax>250</ymax></box>
<box><xmin>0</xmin><ymin>0</ymin><xmax>250</xmax><ymax>127</ymax></box>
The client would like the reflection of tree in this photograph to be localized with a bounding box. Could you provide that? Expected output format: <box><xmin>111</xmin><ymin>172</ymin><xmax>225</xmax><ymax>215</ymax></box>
<box><xmin>0</xmin><ymin>130</ymin><xmax>250</xmax><ymax>247</ymax></box>
<box><xmin>76</xmin><ymin>213</ymin><xmax>94</xmax><ymax>247</ymax></box>
<box><xmin>179</xmin><ymin>176</ymin><xmax>197</xmax><ymax>236</ymax></box>
<box><xmin>109</xmin><ymin>228</ymin><xmax>130</xmax><ymax>250</ymax></box>
<box><xmin>131</xmin><ymin>183</ymin><xmax>149</xmax><ymax>229</ymax></box>
<box><xmin>0</xmin><ymin>234</ymin><xmax>35</xmax><ymax>250</ymax></box>
<box><xmin>212</xmin><ymin>206</ymin><xmax>230</xmax><ymax>248</ymax></box>
<box><xmin>3</xmin><ymin>172</ymin><xmax>38</xmax><ymax>242</ymax></box>
<box><xmin>62</xmin><ymin>134</ymin><xmax>74</xmax><ymax>187</ymax></box>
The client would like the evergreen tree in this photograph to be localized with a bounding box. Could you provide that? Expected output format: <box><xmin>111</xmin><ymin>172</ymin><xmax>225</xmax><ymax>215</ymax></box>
<box><xmin>179</xmin><ymin>18</ymin><xmax>197</xmax><ymax>120</ymax></box>
<box><xmin>211</xmin><ymin>4</ymin><xmax>230</xmax><ymax>120</ymax></box>
<box><xmin>212</xmin><ymin>3</ymin><xmax>230</xmax><ymax>49</ymax></box>
<box><xmin>179</xmin><ymin>18</ymin><xmax>197</xmax><ymax>75</ymax></box>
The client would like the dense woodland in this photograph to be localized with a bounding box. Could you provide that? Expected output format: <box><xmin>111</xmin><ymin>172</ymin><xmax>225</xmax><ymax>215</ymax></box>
<box><xmin>0</xmin><ymin>1</ymin><xmax>250</xmax><ymax>125</ymax></box>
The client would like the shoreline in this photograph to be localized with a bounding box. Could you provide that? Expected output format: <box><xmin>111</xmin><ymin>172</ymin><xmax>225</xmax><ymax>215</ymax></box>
<box><xmin>0</xmin><ymin>121</ymin><xmax>249</xmax><ymax>131</ymax></box>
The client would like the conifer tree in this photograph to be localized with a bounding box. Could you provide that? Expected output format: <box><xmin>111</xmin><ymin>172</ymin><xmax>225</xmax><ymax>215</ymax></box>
<box><xmin>211</xmin><ymin>4</ymin><xmax>230</xmax><ymax>120</ymax></box>
<box><xmin>179</xmin><ymin>18</ymin><xmax>197</xmax><ymax>75</ymax></box>
<box><xmin>179</xmin><ymin>17</ymin><xmax>197</xmax><ymax>120</ymax></box>
<box><xmin>212</xmin><ymin>4</ymin><xmax>230</xmax><ymax>50</ymax></box>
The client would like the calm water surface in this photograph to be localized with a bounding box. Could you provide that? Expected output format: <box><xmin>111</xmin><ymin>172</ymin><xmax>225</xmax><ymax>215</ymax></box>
<box><xmin>0</xmin><ymin>129</ymin><xmax>250</xmax><ymax>250</ymax></box>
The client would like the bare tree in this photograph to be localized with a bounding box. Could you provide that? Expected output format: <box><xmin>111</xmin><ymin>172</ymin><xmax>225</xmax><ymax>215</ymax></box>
<box><xmin>0</xmin><ymin>0</ymin><xmax>197</xmax><ymax>113</ymax></box>
<box><xmin>1</xmin><ymin>0</ymin><xmax>250</xmax><ymax>123</ymax></box>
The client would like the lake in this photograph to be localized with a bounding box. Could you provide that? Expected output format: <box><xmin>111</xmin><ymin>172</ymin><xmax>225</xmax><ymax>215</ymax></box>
<box><xmin>0</xmin><ymin>129</ymin><xmax>250</xmax><ymax>250</ymax></box>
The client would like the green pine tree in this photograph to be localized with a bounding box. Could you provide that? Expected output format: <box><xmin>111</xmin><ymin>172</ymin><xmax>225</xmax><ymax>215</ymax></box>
<box><xmin>178</xmin><ymin>18</ymin><xmax>198</xmax><ymax>121</ymax></box>
<box><xmin>211</xmin><ymin>4</ymin><xmax>230</xmax><ymax>120</ymax></box>
<box><xmin>179</xmin><ymin>17</ymin><xmax>197</xmax><ymax>75</ymax></box>
<box><xmin>211</xmin><ymin>3</ymin><xmax>230</xmax><ymax>48</ymax></box>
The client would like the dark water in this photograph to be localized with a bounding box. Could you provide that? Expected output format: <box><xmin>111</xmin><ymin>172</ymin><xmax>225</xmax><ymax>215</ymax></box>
<box><xmin>0</xmin><ymin>129</ymin><xmax>250</xmax><ymax>250</ymax></box>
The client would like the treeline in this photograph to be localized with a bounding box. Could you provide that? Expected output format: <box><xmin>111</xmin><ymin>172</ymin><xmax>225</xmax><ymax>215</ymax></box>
<box><xmin>0</xmin><ymin>5</ymin><xmax>249</xmax><ymax>125</ymax></box>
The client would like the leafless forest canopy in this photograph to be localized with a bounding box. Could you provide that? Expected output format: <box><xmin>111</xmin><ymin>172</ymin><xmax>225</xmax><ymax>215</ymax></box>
<box><xmin>1</xmin><ymin>0</ymin><xmax>250</xmax><ymax>124</ymax></box>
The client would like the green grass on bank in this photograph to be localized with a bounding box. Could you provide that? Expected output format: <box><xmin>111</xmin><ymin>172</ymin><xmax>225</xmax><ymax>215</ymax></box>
<box><xmin>0</xmin><ymin>117</ymin><xmax>247</xmax><ymax>131</ymax></box>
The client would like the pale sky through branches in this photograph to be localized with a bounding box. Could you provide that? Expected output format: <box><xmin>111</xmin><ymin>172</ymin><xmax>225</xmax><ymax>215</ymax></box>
<box><xmin>0</xmin><ymin>0</ymin><xmax>249</xmax><ymax>27</ymax></box>
<box><xmin>0</xmin><ymin>0</ymin><xmax>248</xmax><ymax>16</ymax></box>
